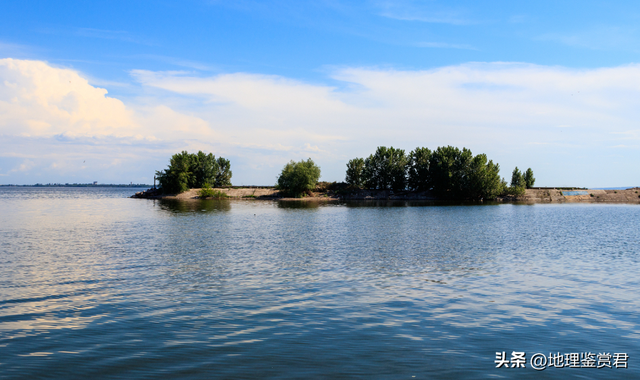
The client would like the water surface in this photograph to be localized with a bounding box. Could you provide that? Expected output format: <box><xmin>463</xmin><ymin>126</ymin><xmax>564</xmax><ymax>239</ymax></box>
<box><xmin>1</xmin><ymin>187</ymin><xmax>638</xmax><ymax>379</ymax></box>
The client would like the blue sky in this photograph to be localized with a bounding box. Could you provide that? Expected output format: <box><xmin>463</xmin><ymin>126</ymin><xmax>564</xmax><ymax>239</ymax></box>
<box><xmin>1</xmin><ymin>0</ymin><xmax>640</xmax><ymax>186</ymax></box>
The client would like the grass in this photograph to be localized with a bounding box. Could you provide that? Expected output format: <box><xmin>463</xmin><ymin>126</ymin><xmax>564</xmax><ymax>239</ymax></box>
<box><xmin>199</xmin><ymin>187</ymin><xmax>228</xmax><ymax>199</ymax></box>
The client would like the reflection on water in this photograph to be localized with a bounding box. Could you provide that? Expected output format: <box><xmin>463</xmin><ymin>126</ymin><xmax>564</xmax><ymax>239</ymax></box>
<box><xmin>1</xmin><ymin>189</ymin><xmax>640</xmax><ymax>379</ymax></box>
<box><xmin>157</xmin><ymin>199</ymin><xmax>232</xmax><ymax>213</ymax></box>
<box><xmin>342</xmin><ymin>200</ymin><xmax>498</xmax><ymax>207</ymax></box>
<box><xmin>276</xmin><ymin>200</ymin><xmax>329</xmax><ymax>209</ymax></box>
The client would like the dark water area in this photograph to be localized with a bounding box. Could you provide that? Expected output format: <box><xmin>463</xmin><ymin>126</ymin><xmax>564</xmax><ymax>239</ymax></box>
<box><xmin>1</xmin><ymin>187</ymin><xmax>639</xmax><ymax>379</ymax></box>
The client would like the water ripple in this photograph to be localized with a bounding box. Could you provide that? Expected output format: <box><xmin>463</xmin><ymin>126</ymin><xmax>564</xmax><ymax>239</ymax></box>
<box><xmin>1</xmin><ymin>190</ymin><xmax>639</xmax><ymax>378</ymax></box>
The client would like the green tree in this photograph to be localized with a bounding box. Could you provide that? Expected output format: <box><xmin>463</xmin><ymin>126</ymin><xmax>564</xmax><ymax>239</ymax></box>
<box><xmin>156</xmin><ymin>151</ymin><xmax>193</xmax><ymax>194</ymax></box>
<box><xmin>510</xmin><ymin>167</ymin><xmax>525</xmax><ymax>188</ymax></box>
<box><xmin>429</xmin><ymin>146</ymin><xmax>473</xmax><ymax>199</ymax></box>
<box><xmin>466</xmin><ymin>154</ymin><xmax>504</xmax><ymax>200</ymax></box>
<box><xmin>524</xmin><ymin>168</ymin><xmax>535</xmax><ymax>189</ymax></box>
<box><xmin>156</xmin><ymin>150</ymin><xmax>232</xmax><ymax>194</ymax></box>
<box><xmin>215</xmin><ymin>157</ymin><xmax>233</xmax><ymax>187</ymax></box>
<box><xmin>407</xmin><ymin>147</ymin><xmax>432</xmax><ymax>191</ymax></box>
<box><xmin>277</xmin><ymin>158</ymin><xmax>321</xmax><ymax>197</ymax></box>
<box><xmin>191</xmin><ymin>151</ymin><xmax>217</xmax><ymax>188</ymax></box>
<box><xmin>346</xmin><ymin>145</ymin><xmax>523</xmax><ymax>200</ymax></box>
<box><xmin>345</xmin><ymin>158</ymin><xmax>365</xmax><ymax>187</ymax></box>
<box><xmin>505</xmin><ymin>166</ymin><xmax>526</xmax><ymax>196</ymax></box>
<box><xmin>362</xmin><ymin>146</ymin><xmax>408</xmax><ymax>191</ymax></box>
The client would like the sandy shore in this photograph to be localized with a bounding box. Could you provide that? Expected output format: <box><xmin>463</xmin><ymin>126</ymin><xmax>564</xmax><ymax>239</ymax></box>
<box><xmin>517</xmin><ymin>188</ymin><xmax>640</xmax><ymax>203</ymax></box>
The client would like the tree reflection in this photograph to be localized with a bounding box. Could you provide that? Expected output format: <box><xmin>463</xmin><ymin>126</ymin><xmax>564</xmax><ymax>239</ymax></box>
<box><xmin>343</xmin><ymin>200</ymin><xmax>495</xmax><ymax>208</ymax></box>
<box><xmin>276</xmin><ymin>200</ymin><xmax>329</xmax><ymax>209</ymax></box>
<box><xmin>156</xmin><ymin>199</ymin><xmax>232</xmax><ymax>214</ymax></box>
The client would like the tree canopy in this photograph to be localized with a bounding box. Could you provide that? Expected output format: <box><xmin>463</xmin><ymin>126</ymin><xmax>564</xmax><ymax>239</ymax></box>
<box><xmin>362</xmin><ymin>146</ymin><xmax>408</xmax><ymax>191</ymax></box>
<box><xmin>345</xmin><ymin>158</ymin><xmax>365</xmax><ymax>188</ymax></box>
<box><xmin>156</xmin><ymin>151</ymin><xmax>232</xmax><ymax>194</ymax></box>
<box><xmin>276</xmin><ymin>158</ymin><xmax>321</xmax><ymax>197</ymax></box>
<box><xmin>347</xmin><ymin>145</ymin><xmax>517</xmax><ymax>200</ymax></box>
<box><xmin>407</xmin><ymin>147</ymin><xmax>432</xmax><ymax>192</ymax></box>
<box><xmin>510</xmin><ymin>167</ymin><xmax>524</xmax><ymax>188</ymax></box>
<box><xmin>524</xmin><ymin>168</ymin><xmax>535</xmax><ymax>189</ymax></box>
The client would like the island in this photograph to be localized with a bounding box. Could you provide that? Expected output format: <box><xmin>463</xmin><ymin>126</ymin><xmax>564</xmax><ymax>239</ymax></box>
<box><xmin>132</xmin><ymin>148</ymin><xmax>640</xmax><ymax>203</ymax></box>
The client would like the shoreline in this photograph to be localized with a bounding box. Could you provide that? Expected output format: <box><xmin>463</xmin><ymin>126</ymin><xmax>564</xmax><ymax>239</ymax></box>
<box><xmin>132</xmin><ymin>187</ymin><xmax>640</xmax><ymax>204</ymax></box>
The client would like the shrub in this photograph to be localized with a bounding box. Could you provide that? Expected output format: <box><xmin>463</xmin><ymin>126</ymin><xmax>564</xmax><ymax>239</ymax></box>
<box><xmin>326</xmin><ymin>182</ymin><xmax>355</xmax><ymax>195</ymax></box>
<box><xmin>316</xmin><ymin>181</ymin><xmax>333</xmax><ymax>192</ymax></box>
<box><xmin>199</xmin><ymin>183</ymin><xmax>228</xmax><ymax>198</ymax></box>
<box><xmin>504</xmin><ymin>185</ymin><xmax>526</xmax><ymax>196</ymax></box>
<box><xmin>212</xmin><ymin>190</ymin><xmax>229</xmax><ymax>198</ymax></box>
<box><xmin>316</xmin><ymin>181</ymin><xmax>349</xmax><ymax>192</ymax></box>
<box><xmin>276</xmin><ymin>158</ymin><xmax>321</xmax><ymax>197</ymax></box>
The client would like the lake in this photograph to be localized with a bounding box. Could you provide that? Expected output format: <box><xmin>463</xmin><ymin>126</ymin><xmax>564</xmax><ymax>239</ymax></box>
<box><xmin>1</xmin><ymin>187</ymin><xmax>639</xmax><ymax>379</ymax></box>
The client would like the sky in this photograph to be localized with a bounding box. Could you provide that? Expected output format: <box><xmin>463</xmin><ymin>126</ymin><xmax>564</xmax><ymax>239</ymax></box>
<box><xmin>1</xmin><ymin>0</ymin><xmax>640</xmax><ymax>187</ymax></box>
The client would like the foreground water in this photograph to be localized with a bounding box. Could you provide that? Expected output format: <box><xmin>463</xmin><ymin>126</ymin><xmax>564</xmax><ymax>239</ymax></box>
<box><xmin>1</xmin><ymin>187</ymin><xmax>639</xmax><ymax>379</ymax></box>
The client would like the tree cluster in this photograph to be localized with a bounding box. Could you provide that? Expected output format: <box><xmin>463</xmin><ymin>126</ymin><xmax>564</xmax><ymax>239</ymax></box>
<box><xmin>346</xmin><ymin>146</ymin><xmax>535</xmax><ymax>200</ymax></box>
<box><xmin>156</xmin><ymin>151</ymin><xmax>232</xmax><ymax>194</ymax></box>
<box><xmin>276</xmin><ymin>158</ymin><xmax>321</xmax><ymax>197</ymax></box>
<box><xmin>507</xmin><ymin>167</ymin><xmax>535</xmax><ymax>195</ymax></box>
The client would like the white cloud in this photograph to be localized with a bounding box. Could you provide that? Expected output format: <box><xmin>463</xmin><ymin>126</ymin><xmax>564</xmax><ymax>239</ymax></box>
<box><xmin>2</xmin><ymin>58</ymin><xmax>640</xmax><ymax>187</ymax></box>
<box><xmin>0</xmin><ymin>59</ymin><xmax>215</xmax><ymax>184</ymax></box>
<box><xmin>132</xmin><ymin>62</ymin><xmax>640</xmax><ymax>186</ymax></box>
<box><xmin>130</xmin><ymin>69</ymin><xmax>353</xmax><ymax>161</ymax></box>
<box><xmin>0</xmin><ymin>58</ymin><xmax>140</xmax><ymax>138</ymax></box>
<box><xmin>10</xmin><ymin>159</ymin><xmax>35</xmax><ymax>173</ymax></box>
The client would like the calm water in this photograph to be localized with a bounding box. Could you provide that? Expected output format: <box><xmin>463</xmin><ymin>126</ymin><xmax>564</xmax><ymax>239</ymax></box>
<box><xmin>1</xmin><ymin>187</ymin><xmax>639</xmax><ymax>379</ymax></box>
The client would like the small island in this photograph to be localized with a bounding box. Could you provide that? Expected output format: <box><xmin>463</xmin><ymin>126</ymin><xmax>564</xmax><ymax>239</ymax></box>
<box><xmin>132</xmin><ymin>147</ymin><xmax>640</xmax><ymax>204</ymax></box>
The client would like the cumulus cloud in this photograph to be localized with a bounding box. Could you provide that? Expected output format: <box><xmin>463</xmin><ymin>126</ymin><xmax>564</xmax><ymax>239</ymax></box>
<box><xmin>0</xmin><ymin>58</ymin><xmax>141</xmax><ymax>138</ymax></box>
<box><xmin>0</xmin><ymin>59</ymin><xmax>215</xmax><ymax>183</ymax></box>
<box><xmin>2</xmin><ymin>58</ymin><xmax>640</xmax><ymax>186</ymax></box>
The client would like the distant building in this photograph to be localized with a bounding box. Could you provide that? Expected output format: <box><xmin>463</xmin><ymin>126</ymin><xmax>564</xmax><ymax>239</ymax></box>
<box><xmin>93</xmin><ymin>181</ymin><xmax>98</xmax><ymax>185</ymax></box>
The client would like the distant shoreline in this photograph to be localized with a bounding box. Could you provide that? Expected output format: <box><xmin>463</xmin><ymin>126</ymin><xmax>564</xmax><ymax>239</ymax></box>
<box><xmin>1</xmin><ymin>184</ymin><xmax>152</xmax><ymax>188</ymax></box>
